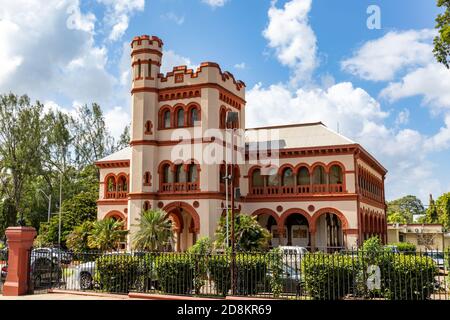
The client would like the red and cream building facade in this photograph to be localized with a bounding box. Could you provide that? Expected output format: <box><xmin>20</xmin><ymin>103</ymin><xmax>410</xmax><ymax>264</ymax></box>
<box><xmin>95</xmin><ymin>35</ymin><xmax>388</xmax><ymax>251</ymax></box>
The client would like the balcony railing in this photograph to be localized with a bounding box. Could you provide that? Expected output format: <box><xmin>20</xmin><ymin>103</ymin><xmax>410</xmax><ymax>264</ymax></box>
<box><xmin>161</xmin><ymin>182</ymin><xmax>200</xmax><ymax>193</ymax></box>
<box><xmin>249</xmin><ymin>183</ymin><xmax>345</xmax><ymax>196</ymax></box>
<box><xmin>105</xmin><ymin>191</ymin><xmax>128</xmax><ymax>199</ymax></box>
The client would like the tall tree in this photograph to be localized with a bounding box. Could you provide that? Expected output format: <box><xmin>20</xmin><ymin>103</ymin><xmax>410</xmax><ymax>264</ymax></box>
<box><xmin>116</xmin><ymin>124</ymin><xmax>130</xmax><ymax>150</ymax></box>
<box><xmin>0</xmin><ymin>93</ymin><xmax>44</xmax><ymax>225</ymax></box>
<box><xmin>387</xmin><ymin>195</ymin><xmax>425</xmax><ymax>224</ymax></box>
<box><xmin>426</xmin><ymin>194</ymin><xmax>439</xmax><ymax>223</ymax></box>
<box><xmin>436</xmin><ymin>192</ymin><xmax>450</xmax><ymax>230</ymax></box>
<box><xmin>434</xmin><ymin>0</ymin><xmax>450</xmax><ymax>68</ymax></box>
<box><xmin>132</xmin><ymin>209</ymin><xmax>173</xmax><ymax>251</ymax></box>
<box><xmin>71</xmin><ymin>103</ymin><xmax>115</xmax><ymax>169</ymax></box>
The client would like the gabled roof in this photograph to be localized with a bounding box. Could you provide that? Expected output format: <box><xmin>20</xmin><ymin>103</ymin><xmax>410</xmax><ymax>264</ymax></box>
<box><xmin>245</xmin><ymin>122</ymin><xmax>355</xmax><ymax>149</ymax></box>
<box><xmin>96</xmin><ymin>147</ymin><xmax>131</xmax><ymax>162</ymax></box>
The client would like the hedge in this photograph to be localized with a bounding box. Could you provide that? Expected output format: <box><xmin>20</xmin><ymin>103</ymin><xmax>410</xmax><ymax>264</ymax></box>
<box><xmin>154</xmin><ymin>253</ymin><xmax>195</xmax><ymax>295</ymax></box>
<box><xmin>301</xmin><ymin>253</ymin><xmax>356</xmax><ymax>300</ymax></box>
<box><xmin>207</xmin><ymin>253</ymin><xmax>273</xmax><ymax>296</ymax></box>
<box><xmin>383</xmin><ymin>254</ymin><xmax>437</xmax><ymax>300</ymax></box>
<box><xmin>96</xmin><ymin>254</ymin><xmax>140</xmax><ymax>293</ymax></box>
<box><xmin>393</xmin><ymin>242</ymin><xmax>417</xmax><ymax>254</ymax></box>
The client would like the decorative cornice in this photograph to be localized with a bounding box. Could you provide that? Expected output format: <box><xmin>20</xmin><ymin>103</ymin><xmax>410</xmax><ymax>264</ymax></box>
<box><xmin>95</xmin><ymin>160</ymin><xmax>130</xmax><ymax>168</ymax></box>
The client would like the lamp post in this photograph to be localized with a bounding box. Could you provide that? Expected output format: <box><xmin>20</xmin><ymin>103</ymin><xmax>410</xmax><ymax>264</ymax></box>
<box><xmin>37</xmin><ymin>189</ymin><xmax>52</xmax><ymax>222</ymax></box>
<box><xmin>225</xmin><ymin>111</ymin><xmax>239</xmax><ymax>295</ymax></box>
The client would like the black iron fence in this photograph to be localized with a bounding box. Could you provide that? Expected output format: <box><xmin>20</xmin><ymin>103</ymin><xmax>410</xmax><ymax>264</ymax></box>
<box><xmin>0</xmin><ymin>248</ymin><xmax>7</xmax><ymax>294</ymax></box>
<box><xmin>27</xmin><ymin>248</ymin><xmax>450</xmax><ymax>300</ymax></box>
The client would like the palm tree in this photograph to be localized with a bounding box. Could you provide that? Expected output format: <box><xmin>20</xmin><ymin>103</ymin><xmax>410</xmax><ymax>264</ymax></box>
<box><xmin>132</xmin><ymin>209</ymin><xmax>173</xmax><ymax>251</ymax></box>
<box><xmin>87</xmin><ymin>218</ymin><xmax>128</xmax><ymax>251</ymax></box>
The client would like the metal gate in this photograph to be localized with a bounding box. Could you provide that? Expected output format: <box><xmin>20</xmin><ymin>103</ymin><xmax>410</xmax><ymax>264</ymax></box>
<box><xmin>29</xmin><ymin>248</ymin><xmax>64</xmax><ymax>294</ymax></box>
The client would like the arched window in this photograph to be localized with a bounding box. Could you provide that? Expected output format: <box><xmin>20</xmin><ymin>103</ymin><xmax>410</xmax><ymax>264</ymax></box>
<box><xmin>282</xmin><ymin>168</ymin><xmax>295</xmax><ymax>186</ymax></box>
<box><xmin>188</xmin><ymin>164</ymin><xmax>199</xmax><ymax>183</ymax></box>
<box><xmin>329</xmin><ymin>165</ymin><xmax>343</xmax><ymax>184</ymax></box>
<box><xmin>219</xmin><ymin>108</ymin><xmax>227</xmax><ymax>129</ymax></box>
<box><xmin>176</xmin><ymin>108</ymin><xmax>185</xmax><ymax>127</ymax></box>
<box><xmin>162</xmin><ymin>164</ymin><xmax>173</xmax><ymax>183</ymax></box>
<box><xmin>148</xmin><ymin>59</ymin><xmax>152</xmax><ymax>78</ymax></box>
<box><xmin>297</xmin><ymin>167</ymin><xmax>310</xmax><ymax>185</ymax></box>
<box><xmin>252</xmin><ymin>169</ymin><xmax>264</xmax><ymax>187</ymax></box>
<box><xmin>267</xmin><ymin>167</ymin><xmax>279</xmax><ymax>186</ymax></box>
<box><xmin>143</xmin><ymin>201</ymin><xmax>150</xmax><ymax>211</ymax></box>
<box><xmin>143</xmin><ymin>172</ymin><xmax>151</xmax><ymax>185</ymax></box>
<box><xmin>137</xmin><ymin>59</ymin><xmax>141</xmax><ymax>78</ymax></box>
<box><xmin>175</xmin><ymin>164</ymin><xmax>186</xmax><ymax>183</ymax></box>
<box><xmin>118</xmin><ymin>176</ymin><xmax>128</xmax><ymax>191</ymax></box>
<box><xmin>163</xmin><ymin>110</ymin><xmax>171</xmax><ymax>128</ymax></box>
<box><xmin>107</xmin><ymin>176</ymin><xmax>116</xmax><ymax>192</ymax></box>
<box><xmin>189</xmin><ymin>108</ymin><xmax>199</xmax><ymax>126</ymax></box>
<box><xmin>145</xmin><ymin>120</ymin><xmax>152</xmax><ymax>134</ymax></box>
<box><xmin>312</xmin><ymin>166</ymin><xmax>326</xmax><ymax>184</ymax></box>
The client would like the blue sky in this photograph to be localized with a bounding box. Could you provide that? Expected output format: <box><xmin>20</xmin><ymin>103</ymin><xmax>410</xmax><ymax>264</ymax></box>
<box><xmin>0</xmin><ymin>0</ymin><xmax>449</xmax><ymax>204</ymax></box>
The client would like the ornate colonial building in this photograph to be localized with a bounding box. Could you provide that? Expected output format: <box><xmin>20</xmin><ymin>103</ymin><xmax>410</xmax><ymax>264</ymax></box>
<box><xmin>95</xmin><ymin>35</ymin><xmax>388</xmax><ymax>251</ymax></box>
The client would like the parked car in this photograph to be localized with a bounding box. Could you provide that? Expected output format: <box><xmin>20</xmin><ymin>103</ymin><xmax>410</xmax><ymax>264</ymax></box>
<box><xmin>423</xmin><ymin>251</ymin><xmax>445</xmax><ymax>269</ymax></box>
<box><xmin>32</xmin><ymin>248</ymin><xmax>73</xmax><ymax>265</ymax></box>
<box><xmin>266</xmin><ymin>263</ymin><xmax>303</xmax><ymax>296</ymax></box>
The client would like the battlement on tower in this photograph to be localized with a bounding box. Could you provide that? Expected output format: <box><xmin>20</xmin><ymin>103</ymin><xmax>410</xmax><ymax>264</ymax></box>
<box><xmin>131</xmin><ymin>35</ymin><xmax>163</xmax><ymax>50</ymax></box>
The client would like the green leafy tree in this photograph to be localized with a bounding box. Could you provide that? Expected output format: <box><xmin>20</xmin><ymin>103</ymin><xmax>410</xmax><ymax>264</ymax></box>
<box><xmin>116</xmin><ymin>124</ymin><xmax>130</xmax><ymax>150</ymax></box>
<box><xmin>436</xmin><ymin>192</ymin><xmax>450</xmax><ymax>230</ymax></box>
<box><xmin>0</xmin><ymin>93</ymin><xmax>45</xmax><ymax>225</ymax></box>
<box><xmin>387</xmin><ymin>195</ymin><xmax>425</xmax><ymax>224</ymax></box>
<box><xmin>434</xmin><ymin>0</ymin><xmax>450</xmax><ymax>68</ymax></box>
<box><xmin>88</xmin><ymin>218</ymin><xmax>128</xmax><ymax>251</ymax></box>
<box><xmin>215</xmin><ymin>212</ymin><xmax>271</xmax><ymax>252</ymax></box>
<box><xmin>387</xmin><ymin>211</ymin><xmax>408</xmax><ymax>224</ymax></box>
<box><xmin>426</xmin><ymin>194</ymin><xmax>439</xmax><ymax>223</ymax></box>
<box><xmin>66</xmin><ymin>221</ymin><xmax>94</xmax><ymax>253</ymax></box>
<box><xmin>132</xmin><ymin>209</ymin><xmax>173</xmax><ymax>251</ymax></box>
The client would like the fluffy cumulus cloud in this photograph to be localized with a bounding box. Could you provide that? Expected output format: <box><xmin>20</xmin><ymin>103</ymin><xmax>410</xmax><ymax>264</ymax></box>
<box><xmin>97</xmin><ymin>0</ymin><xmax>145</xmax><ymax>41</ymax></box>
<box><xmin>342</xmin><ymin>29</ymin><xmax>436</xmax><ymax>81</ymax></box>
<box><xmin>248</xmin><ymin>0</ymin><xmax>450</xmax><ymax>201</ymax></box>
<box><xmin>263</xmin><ymin>0</ymin><xmax>317</xmax><ymax>85</ymax></box>
<box><xmin>160</xmin><ymin>50</ymin><xmax>198</xmax><ymax>74</ymax></box>
<box><xmin>201</xmin><ymin>0</ymin><xmax>228</xmax><ymax>8</ymax></box>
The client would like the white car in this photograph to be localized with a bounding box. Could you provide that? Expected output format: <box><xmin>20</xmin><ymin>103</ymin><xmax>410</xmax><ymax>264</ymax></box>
<box><xmin>424</xmin><ymin>251</ymin><xmax>445</xmax><ymax>269</ymax></box>
<box><xmin>279</xmin><ymin>246</ymin><xmax>308</xmax><ymax>266</ymax></box>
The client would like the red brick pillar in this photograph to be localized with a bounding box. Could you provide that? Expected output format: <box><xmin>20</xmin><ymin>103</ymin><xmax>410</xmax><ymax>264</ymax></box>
<box><xmin>3</xmin><ymin>227</ymin><xmax>36</xmax><ymax>296</ymax></box>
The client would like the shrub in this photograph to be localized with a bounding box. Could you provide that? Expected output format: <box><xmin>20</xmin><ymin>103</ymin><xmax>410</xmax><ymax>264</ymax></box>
<box><xmin>301</xmin><ymin>253</ymin><xmax>356</xmax><ymax>300</ymax></box>
<box><xmin>393</xmin><ymin>242</ymin><xmax>416</xmax><ymax>254</ymax></box>
<box><xmin>96</xmin><ymin>254</ymin><xmax>140</xmax><ymax>293</ymax></box>
<box><xmin>188</xmin><ymin>238</ymin><xmax>214</xmax><ymax>294</ymax></box>
<box><xmin>154</xmin><ymin>253</ymin><xmax>195</xmax><ymax>295</ymax></box>
<box><xmin>383</xmin><ymin>254</ymin><xmax>438</xmax><ymax>300</ymax></box>
<box><xmin>207</xmin><ymin>253</ymin><xmax>269</xmax><ymax>296</ymax></box>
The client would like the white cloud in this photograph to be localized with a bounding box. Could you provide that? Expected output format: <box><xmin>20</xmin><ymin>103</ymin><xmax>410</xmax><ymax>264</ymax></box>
<box><xmin>161</xmin><ymin>50</ymin><xmax>198</xmax><ymax>74</ymax></box>
<box><xmin>234</xmin><ymin>62</ymin><xmax>246</xmax><ymax>69</ymax></box>
<box><xmin>201</xmin><ymin>0</ymin><xmax>228</xmax><ymax>8</ymax></box>
<box><xmin>341</xmin><ymin>29</ymin><xmax>436</xmax><ymax>81</ymax></box>
<box><xmin>380</xmin><ymin>63</ymin><xmax>450</xmax><ymax>110</ymax></box>
<box><xmin>395</xmin><ymin>109</ymin><xmax>410</xmax><ymax>126</ymax></box>
<box><xmin>263</xmin><ymin>0</ymin><xmax>317</xmax><ymax>85</ymax></box>
<box><xmin>161</xmin><ymin>12</ymin><xmax>185</xmax><ymax>25</ymax></box>
<box><xmin>105</xmin><ymin>106</ymin><xmax>131</xmax><ymax>139</ymax></box>
<box><xmin>97</xmin><ymin>0</ymin><xmax>145</xmax><ymax>41</ymax></box>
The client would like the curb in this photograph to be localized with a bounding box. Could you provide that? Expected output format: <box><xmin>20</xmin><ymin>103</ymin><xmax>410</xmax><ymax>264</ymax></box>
<box><xmin>128</xmin><ymin>292</ymin><xmax>221</xmax><ymax>300</ymax></box>
<box><xmin>48</xmin><ymin>289</ymin><xmax>129</xmax><ymax>299</ymax></box>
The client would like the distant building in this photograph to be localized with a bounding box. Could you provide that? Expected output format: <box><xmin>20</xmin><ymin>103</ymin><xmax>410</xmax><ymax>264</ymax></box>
<box><xmin>95</xmin><ymin>35</ymin><xmax>388</xmax><ymax>251</ymax></box>
<box><xmin>387</xmin><ymin>223</ymin><xmax>450</xmax><ymax>251</ymax></box>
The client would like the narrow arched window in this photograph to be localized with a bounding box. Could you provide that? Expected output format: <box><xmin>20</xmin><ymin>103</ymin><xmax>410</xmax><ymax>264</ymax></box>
<box><xmin>329</xmin><ymin>165</ymin><xmax>343</xmax><ymax>184</ymax></box>
<box><xmin>282</xmin><ymin>168</ymin><xmax>295</xmax><ymax>186</ymax></box>
<box><xmin>107</xmin><ymin>176</ymin><xmax>116</xmax><ymax>192</ymax></box>
<box><xmin>267</xmin><ymin>167</ymin><xmax>279</xmax><ymax>186</ymax></box>
<box><xmin>148</xmin><ymin>59</ymin><xmax>152</xmax><ymax>78</ymax></box>
<box><xmin>137</xmin><ymin>59</ymin><xmax>141</xmax><ymax>78</ymax></box>
<box><xmin>190</xmin><ymin>108</ymin><xmax>199</xmax><ymax>126</ymax></box>
<box><xmin>175</xmin><ymin>164</ymin><xmax>186</xmax><ymax>183</ymax></box>
<box><xmin>188</xmin><ymin>164</ymin><xmax>198</xmax><ymax>183</ymax></box>
<box><xmin>163</xmin><ymin>110</ymin><xmax>171</xmax><ymax>128</ymax></box>
<box><xmin>252</xmin><ymin>169</ymin><xmax>264</xmax><ymax>187</ymax></box>
<box><xmin>162</xmin><ymin>164</ymin><xmax>173</xmax><ymax>183</ymax></box>
<box><xmin>176</xmin><ymin>108</ymin><xmax>184</xmax><ymax>127</ymax></box>
<box><xmin>297</xmin><ymin>167</ymin><xmax>310</xmax><ymax>185</ymax></box>
<box><xmin>312</xmin><ymin>166</ymin><xmax>326</xmax><ymax>184</ymax></box>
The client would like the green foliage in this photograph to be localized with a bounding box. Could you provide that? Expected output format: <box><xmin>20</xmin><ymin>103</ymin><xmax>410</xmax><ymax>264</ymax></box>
<box><xmin>392</xmin><ymin>242</ymin><xmax>416</xmax><ymax>253</ymax></box>
<box><xmin>301</xmin><ymin>253</ymin><xmax>355</xmax><ymax>300</ymax></box>
<box><xmin>426</xmin><ymin>195</ymin><xmax>439</xmax><ymax>223</ymax></box>
<box><xmin>88</xmin><ymin>218</ymin><xmax>128</xmax><ymax>251</ymax></box>
<box><xmin>215</xmin><ymin>212</ymin><xmax>271</xmax><ymax>252</ymax></box>
<box><xmin>387</xmin><ymin>195</ymin><xmax>425</xmax><ymax>224</ymax></box>
<box><xmin>154</xmin><ymin>253</ymin><xmax>195</xmax><ymax>294</ymax></box>
<box><xmin>132</xmin><ymin>209</ymin><xmax>173</xmax><ymax>251</ymax></box>
<box><xmin>384</xmin><ymin>254</ymin><xmax>438</xmax><ymax>300</ymax></box>
<box><xmin>188</xmin><ymin>237</ymin><xmax>215</xmax><ymax>294</ymax></box>
<box><xmin>436</xmin><ymin>192</ymin><xmax>450</xmax><ymax>230</ymax></box>
<box><xmin>267</xmin><ymin>248</ymin><xmax>284</xmax><ymax>298</ymax></box>
<box><xmin>66</xmin><ymin>221</ymin><xmax>94</xmax><ymax>253</ymax></box>
<box><xmin>207</xmin><ymin>253</ymin><xmax>269</xmax><ymax>296</ymax></box>
<box><xmin>96</xmin><ymin>254</ymin><xmax>140</xmax><ymax>293</ymax></box>
<box><xmin>434</xmin><ymin>0</ymin><xmax>450</xmax><ymax>68</ymax></box>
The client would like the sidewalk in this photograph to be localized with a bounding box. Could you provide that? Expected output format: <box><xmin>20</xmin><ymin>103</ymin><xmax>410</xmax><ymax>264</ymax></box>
<box><xmin>0</xmin><ymin>292</ymin><xmax>136</xmax><ymax>300</ymax></box>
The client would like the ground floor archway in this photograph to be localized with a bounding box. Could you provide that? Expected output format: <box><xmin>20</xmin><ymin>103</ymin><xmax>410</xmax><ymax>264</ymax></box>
<box><xmin>163</xmin><ymin>202</ymin><xmax>200</xmax><ymax>252</ymax></box>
